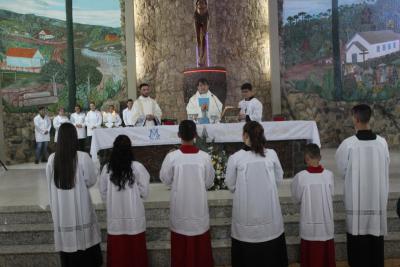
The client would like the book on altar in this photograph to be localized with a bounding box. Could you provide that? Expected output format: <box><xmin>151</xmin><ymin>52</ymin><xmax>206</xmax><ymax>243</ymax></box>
<box><xmin>198</xmin><ymin>97</ymin><xmax>210</xmax><ymax>108</ymax></box>
<box><xmin>221</xmin><ymin>106</ymin><xmax>241</xmax><ymax>123</ymax></box>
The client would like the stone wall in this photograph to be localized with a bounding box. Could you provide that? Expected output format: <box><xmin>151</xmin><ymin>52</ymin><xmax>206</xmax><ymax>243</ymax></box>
<box><xmin>133</xmin><ymin>0</ymin><xmax>272</xmax><ymax>120</ymax></box>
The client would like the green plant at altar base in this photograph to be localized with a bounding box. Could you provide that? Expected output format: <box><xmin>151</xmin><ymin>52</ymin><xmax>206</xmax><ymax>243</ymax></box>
<box><xmin>195</xmin><ymin>128</ymin><xmax>228</xmax><ymax>191</ymax></box>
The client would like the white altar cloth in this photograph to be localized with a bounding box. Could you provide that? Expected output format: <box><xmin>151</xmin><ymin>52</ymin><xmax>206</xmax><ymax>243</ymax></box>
<box><xmin>90</xmin><ymin>121</ymin><xmax>321</xmax><ymax>161</ymax></box>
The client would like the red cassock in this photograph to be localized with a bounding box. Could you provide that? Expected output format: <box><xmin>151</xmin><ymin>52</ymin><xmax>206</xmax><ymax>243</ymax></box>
<box><xmin>107</xmin><ymin>232</ymin><xmax>149</xmax><ymax>267</ymax></box>
<box><xmin>300</xmin><ymin>239</ymin><xmax>336</xmax><ymax>267</ymax></box>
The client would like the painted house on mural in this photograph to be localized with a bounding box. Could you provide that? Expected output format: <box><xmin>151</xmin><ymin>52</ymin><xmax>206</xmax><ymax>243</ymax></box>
<box><xmin>6</xmin><ymin>48</ymin><xmax>45</xmax><ymax>68</ymax></box>
<box><xmin>346</xmin><ymin>30</ymin><xmax>400</xmax><ymax>64</ymax></box>
<box><xmin>38</xmin><ymin>30</ymin><xmax>55</xmax><ymax>40</ymax></box>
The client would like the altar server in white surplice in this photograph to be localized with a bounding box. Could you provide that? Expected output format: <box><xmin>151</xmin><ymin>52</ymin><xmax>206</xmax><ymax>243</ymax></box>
<box><xmin>238</xmin><ymin>83</ymin><xmax>263</xmax><ymax>122</ymax></box>
<box><xmin>53</xmin><ymin>107</ymin><xmax>70</xmax><ymax>143</ymax></box>
<box><xmin>103</xmin><ymin>105</ymin><xmax>122</xmax><ymax>128</ymax></box>
<box><xmin>122</xmin><ymin>99</ymin><xmax>135</xmax><ymax>127</ymax></box>
<box><xmin>186</xmin><ymin>78</ymin><xmax>223</xmax><ymax>124</ymax></box>
<box><xmin>225</xmin><ymin>121</ymin><xmax>288</xmax><ymax>267</ymax></box>
<box><xmin>131</xmin><ymin>83</ymin><xmax>162</xmax><ymax>127</ymax></box>
<box><xmin>85</xmin><ymin>102</ymin><xmax>102</xmax><ymax>137</ymax></box>
<box><xmin>160</xmin><ymin>120</ymin><xmax>214</xmax><ymax>267</ymax></box>
<box><xmin>34</xmin><ymin>106</ymin><xmax>52</xmax><ymax>164</ymax></box>
<box><xmin>335</xmin><ymin>104</ymin><xmax>389</xmax><ymax>267</ymax></box>
<box><xmin>70</xmin><ymin>105</ymin><xmax>86</xmax><ymax>151</ymax></box>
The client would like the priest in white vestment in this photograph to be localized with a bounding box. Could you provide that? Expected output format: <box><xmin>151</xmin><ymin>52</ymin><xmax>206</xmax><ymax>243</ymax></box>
<box><xmin>103</xmin><ymin>105</ymin><xmax>122</xmax><ymax>128</ymax></box>
<box><xmin>335</xmin><ymin>104</ymin><xmax>390</xmax><ymax>267</ymax></box>
<box><xmin>186</xmin><ymin>78</ymin><xmax>223</xmax><ymax>124</ymax></box>
<box><xmin>238</xmin><ymin>83</ymin><xmax>263</xmax><ymax>122</ymax></box>
<box><xmin>131</xmin><ymin>83</ymin><xmax>162</xmax><ymax>127</ymax></box>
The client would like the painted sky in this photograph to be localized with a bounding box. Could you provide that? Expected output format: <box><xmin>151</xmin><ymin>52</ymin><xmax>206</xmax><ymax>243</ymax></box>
<box><xmin>283</xmin><ymin>0</ymin><xmax>377</xmax><ymax>22</ymax></box>
<box><xmin>0</xmin><ymin>0</ymin><xmax>120</xmax><ymax>27</ymax></box>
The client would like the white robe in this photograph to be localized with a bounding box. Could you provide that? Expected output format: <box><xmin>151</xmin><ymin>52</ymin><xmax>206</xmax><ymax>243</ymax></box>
<box><xmin>335</xmin><ymin>135</ymin><xmax>390</xmax><ymax>236</ymax></box>
<box><xmin>103</xmin><ymin>112</ymin><xmax>122</xmax><ymax>128</ymax></box>
<box><xmin>46</xmin><ymin>151</ymin><xmax>101</xmax><ymax>252</ymax></box>
<box><xmin>53</xmin><ymin>115</ymin><xmax>70</xmax><ymax>142</ymax></box>
<box><xmin>85</xmin><ymin>110</ymin><xmax>102</xmax><ymax>137</ymax></box>
<box><xmin>131</xmin><ymin>96</ymin><xmax>162</xmax><ymax>127</ymax></box>
<box><xmin>186</xmin><ymin>91</ymin><xmax>223</xmax><ymax>123</ymax></box>
<box><xmin>99</xmin><ymin>162</ymin><xmax>150</xmax><ymax>235</ymax></box>
<box><xmin>70</xmin><ymin>112</ymin><xmax>87</xmax><ymax>139</ymax></box>
<box><xmin>225</xmin><ymin>149</ymin><xmax>285</xmax><ymax>243</ymax></box>
<box><xmin>238</xmin><ymin>97</ymin><xmax>263</xmax><ymax>122</ymax></box>
<box><xmin>122</xmin><ymin>107</ymin><xmax>135</xmax><ymax>126</ymax></box>
<box><xmin>291</xmin><ymin>169</ymin><xmax>334</xmax><ymax>241</ymax></box>
<box><xmin>159</xmin><ymin>150</ymin><xmax>215</xmax><ymax>236</ymax></box>
<box><xmin>34</xmin><ymin>114</ymin><xmax>51</xmax><ymax>142</ymax></box>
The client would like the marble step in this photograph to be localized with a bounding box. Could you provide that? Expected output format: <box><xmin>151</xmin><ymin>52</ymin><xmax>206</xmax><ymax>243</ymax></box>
<box><xmin>0</xmin><ymin>193</ymin><xmax>398</xmax><ymax>225</ymax></box>
<box><xmin>0</xmin><ymin>212</ymin><xmax>399</xmax><ymax>246</ymax></box>
<box><xmin>1</xmin><ymin>233</ymin><xmax>400</xmax><ymax>267</ymax></box>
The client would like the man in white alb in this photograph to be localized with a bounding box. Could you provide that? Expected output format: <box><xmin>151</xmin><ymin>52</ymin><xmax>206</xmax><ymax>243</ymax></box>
<box><xmin>123</xmin><ymin>99</ymin><xmax>134</xmax><ymax>127</ymax></box>
<box><xmin>186</xmin><ymin>78</ymin><xmax>223</xmax><ymax>124</ymax></box>
<box><xmin>238</xmin><ymin>83</ymin><xmax>263</xmax><ymax>122</ymax></box>
<box><xmin>70</xmin><ymin>104</ymin><xmax>86</xmax><ymax>151</ymax></box>
<box><xmin>131</xmin><ymin>83</ymin><xmax>162</xmax><ymax>127</ymax></box>
<box><xmin>85</xmin><ymin>102</ymin><xmax>102</xmax><ymax>151</ymax></box>
<box><xmin>34</xmin><ymin>106</ymin><xmax>51</xmax><ymax>164</ymax></box>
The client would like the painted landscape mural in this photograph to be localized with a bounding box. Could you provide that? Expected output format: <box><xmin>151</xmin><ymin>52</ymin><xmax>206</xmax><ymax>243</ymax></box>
<box><xmin>0</xmin><ymin>0</ymin><xmax>125</xmax><ymax>113</ymax></box>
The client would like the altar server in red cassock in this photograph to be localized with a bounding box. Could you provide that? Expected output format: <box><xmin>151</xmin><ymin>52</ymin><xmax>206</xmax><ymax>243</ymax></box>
<box><xmin>335</xmin><ymin>104</ymin><xmax>390</xmax><ymax>267</ymax></box>
<box><xmin>160</xmin><ymin>120</ymin><xmax>215</xmax><ymax>267</ymax></box>
<box><xmin>291</xmin><ymin>144</ymin><xmax>336</xmax><ymax>267</ymax></box>
<box><xmin>99</xmin><ymin>135</ymin><xmax>150</xmax><ymax>267</ymax></box>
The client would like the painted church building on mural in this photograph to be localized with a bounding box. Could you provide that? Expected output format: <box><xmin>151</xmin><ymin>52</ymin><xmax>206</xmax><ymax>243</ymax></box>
<box><xmin>5</xmin><ymin>47</ymin><xmax>45</xmax><ymax>69</ymax></box>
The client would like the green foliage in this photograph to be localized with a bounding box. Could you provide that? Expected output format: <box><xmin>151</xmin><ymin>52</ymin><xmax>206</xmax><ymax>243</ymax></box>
<box><xmin>75</xmin><ymin>64</ymin><xmax>102</xmax><ymax>87</ymax></box>
<box><xmin>40</xmin><ymin>61</ymin><xmax>66</xmax><ymax>84</ymax></box>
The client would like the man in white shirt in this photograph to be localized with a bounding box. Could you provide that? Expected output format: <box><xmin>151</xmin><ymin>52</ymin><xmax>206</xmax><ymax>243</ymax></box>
<box><xmin>85</xmin><ymin>102</ymin><xmax>102</xmax><ymax>152</ymax></box>
<box><xmin>238</xmin><ymin>83</ymin><xmax>263</xmax><ymax>122</ymax></box>
<box><xmin>103</xmin><ymin>104</ymin><xmax>122</xmax><ymax>128</ymax></box>
<box><xmin>53</xmin><ymin>107</ymin><xmax>70</xmax><ymax>143</ymax></box>
<box><xmin>131</xmin><ymin>83</ymin><xmax>162</xmax><ymax>126</ymax></box>
<box><xmin>33</xmin><ymin>106</ymin><xmax>51</xmax><ymax>164</ymax></box>
<box><xmin>335</xmin><ymin>104</ymin><xmax>390</xmax><ymax>267</ymax></box>
<box><xmin>70</xmin><ymin>104</ymin><xmax>86</xmax><ymax>151</ymax></box>
<box><xmin>122</xmin><ymin>99</ymin><xmax>134</xmax><ymax>127</ymax></box>
<box><xmin>186</xmin><ymin>78</ymin><xmax>223</xmax><ymax>124</ymax></box>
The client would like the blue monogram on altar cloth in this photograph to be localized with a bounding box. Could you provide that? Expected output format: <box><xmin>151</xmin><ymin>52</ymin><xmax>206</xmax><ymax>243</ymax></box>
<box><xmin>149</xmin><ymin>128</ymin><xmax>161</xmax><ymax>140</ymax></box>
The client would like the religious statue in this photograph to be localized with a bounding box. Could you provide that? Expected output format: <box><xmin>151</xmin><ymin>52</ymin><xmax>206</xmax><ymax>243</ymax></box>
<box><xmin>194</xmin><ymin>0</ymin><xmax>209</xmax><ymax>67</ymax></box>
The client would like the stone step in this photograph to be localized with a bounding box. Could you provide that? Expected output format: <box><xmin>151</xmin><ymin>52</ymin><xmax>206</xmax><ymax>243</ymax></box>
<box><xmin>0</xmin><ymin>193</ymin><xmax>398</xmax><ymax>225</ymax></box>
<box><xmin>1</xmin><ymin>233</ymin><xmax>400</xmax><ymax>267</ymax></box>
<box><xmin>0</xmin><ymin>212</ymin><xmax>399</xmax><ymax>246</ymax></box>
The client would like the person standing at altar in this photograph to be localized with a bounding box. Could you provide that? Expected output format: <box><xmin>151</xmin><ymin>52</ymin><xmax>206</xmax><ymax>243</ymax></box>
<box><xmin>160</xmin><ymin>120</ymin><xmax>215</xmax><ymax>267</ymax></box>
<box><xmin>123</xmin><ymin>99</ymin><xmax>135</xmax><ymax>127</ymax></box>
<box><xmin>103</xmin><ymin>104</ymin><xmax>122</xmax><ymax>128</ymax></box>
<box><xmin>225</xmin><ymin>121</ymin><xmax>288</xmax><ymax>267</ymax></box>
<box><xmin>335</xmin><ymin>104</ymin><xmax>389</xmax><ymax>267</ymax></box>
<box><xmin>186</xmin><ymin>78</ymin><xmax>223</xmax><ymax>124</ymax></box>
<box><xmin>238</xmin><ymin>83</ymin><xmax>263</xmax><ymax>122</ymax></box>
<box><xmin>53</xmin><ymin>107</ymin><xmax>70</xmax><ymax>143</ymax></box>
<box><xmin>99</xmin><ymin>135</ymin><xmax>150</xmax><ymax>267</ymax></box>
<box><xmin>34</xmin><ymin>106</ymin><xmax>52</xmax><ymax>164</ymax></box>
<box><xmin>131</xmin><ymin>83</ymin><xmax>162</xmax><ymax>127</ymax></box>
<box><xmin>46</xmin><ymin>123</ymin><xmax>102</xmax><ymax>267</ymax></box>
<box><xmin>70</xmin><ymin>105</ymin><xmax>87</xmax><ymax>151</ymax></box>
<box><xmin>85</xmin><ymin>102</ymin><xmax>102</xmax><ymax>151</ymax></box>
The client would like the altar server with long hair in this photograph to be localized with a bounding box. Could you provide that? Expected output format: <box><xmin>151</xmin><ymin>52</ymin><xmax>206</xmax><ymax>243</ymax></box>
<box><xmin>99</xmin><ymin>134</ymin><xmax>150</xmax><ymax>267</ymax></box>
<box><xmin>160</xmin><ymin>120</ymin><xmax>215</xmax><ymax>267</ymax></box>
<box><xmin>291</xmin><ymin>144</ymin><xmax>336</xmax><ymax>267</ymax></box>
<box><xmin>46</xmin><ymin>123</ymin><xmax>102</xmax><ymax>267</ymax></box>
<box><xmin>335</xmin><ymin>104</ymin><xmax>390</xmax><ymax>267</ymax></box>
<box><xmin>225</xmin><ymin>121</ymin><xmax>288</xmax><ymax>267</ymax></box>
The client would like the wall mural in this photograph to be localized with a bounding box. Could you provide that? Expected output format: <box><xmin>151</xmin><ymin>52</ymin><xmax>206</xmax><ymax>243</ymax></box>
<box><xmin>0</xmin><ymin>0</ymin><xmax>125</xmax><ymax>113</ymax></box>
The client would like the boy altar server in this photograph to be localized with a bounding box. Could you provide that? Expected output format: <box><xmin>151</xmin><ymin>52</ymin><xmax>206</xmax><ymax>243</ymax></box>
<box><xmin>160</xmin><ymin>120</ymin><xmax>215</xmax><ymax>267</ymax></box>
<box><xmin>70</xmin><ymin>105</ymin><xmax>86</xmax><ymax>151</ymax></box>
<box><xmin>335</xmin><ymin>104</ymin><xmax>390</xmax><ymax>267</ymax></box>
<box><xmin>238</xmin><ymin>83</ymin><xmax>263</xmax><ymax>122</ymax></box>
<box><xmin>291</xmin><ymin>144</ymin><xmax>336</xmax><ymax>267</ymax></box>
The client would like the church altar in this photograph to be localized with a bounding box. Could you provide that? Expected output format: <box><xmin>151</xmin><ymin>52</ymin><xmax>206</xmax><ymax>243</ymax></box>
<box><xmin>91</xmin><ymin>121</ymin><xmax>320</xmax><ymax>182</ymax></box>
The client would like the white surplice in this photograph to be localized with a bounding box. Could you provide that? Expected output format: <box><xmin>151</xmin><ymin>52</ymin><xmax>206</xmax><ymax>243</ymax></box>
<box><xmin>159</xmin><ymin>150</ymin><xmax>215</xmax><ymax>236</ymax></box>
<box><xmin>103</xmin><ymin>112</ymin><xmax>122</xmax><ymax>128</ymax></box>
<box><xmin>335</xmin><ymin>135</ymin><xmax>390</xmax><ymax>236</ymax></box>
<box><xmin>70</xmin><ymin>112</ymin><xmax>86</xmax><ymax>139</ymax></box>
<box><xmin>34</xmin><ymin>114</ymin><xmax>51</xmax><ymax>142</ymax></box>
<box><xmin>238</xmin><ymin>97</ymin><xmax>263</xmax><ymax>122</ymax></box>
<box><xmin>186</xmin><ymin>91</ymin><xmax>223</xmax><ymax>122</ymax></box>
<box><xmin>99</xmin><ymin>161</ymin><xmax>150</xmax><ymax>235</ymax></box>
<box><xmin>131</xmin><ymin>96</ymin><xmax>162</xmax><ymax>127</ymax></box>
<box><xmin>85</xmin><ymin>110</ymin><xmax>102</xmax><ymax>137</ymax></box>
<box><xmin>122</xmin><ymin>107</ymin><xmax>135</xmax><ymax>126</ymax></box>
<box><xmin>53</xmin><ymin>115</ymin><xmax>70</xmax><ymax>142</ymax></box>
<box><xmin>225</xmin><ymin>149</ymin><xmax>285</xmax><ymax>243</ymax></box>
<box><xmin>291</xmin><ymin>169</ymin><xmax>334</xmax><ymax>241</ymax></box>
<box><xmin>46</xmin><ymin>151</ymin><xmax>101</xmax><ymax>252</ymax></box>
